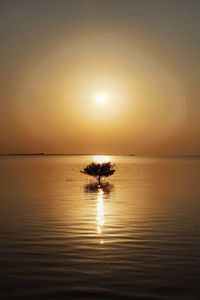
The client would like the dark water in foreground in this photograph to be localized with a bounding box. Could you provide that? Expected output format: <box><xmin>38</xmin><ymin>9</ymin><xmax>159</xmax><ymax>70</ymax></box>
<box><xmin>0</xmin><ymin>155</ymin><xmax>200</xmax><ymax>300</ymax></box>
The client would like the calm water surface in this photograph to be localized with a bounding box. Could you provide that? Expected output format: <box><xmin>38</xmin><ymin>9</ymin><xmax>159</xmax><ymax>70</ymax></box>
<box><xmin>0</xmin><ymin>156</ymin><xmax>200</xmax><ymax>300</ymax></box>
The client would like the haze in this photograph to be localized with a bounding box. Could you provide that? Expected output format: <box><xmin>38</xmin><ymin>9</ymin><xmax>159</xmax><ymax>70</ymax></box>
<box><xmin>0</xmin><ymin>0</ymin><xmax>199</xmax><ymax>155</ymax></box>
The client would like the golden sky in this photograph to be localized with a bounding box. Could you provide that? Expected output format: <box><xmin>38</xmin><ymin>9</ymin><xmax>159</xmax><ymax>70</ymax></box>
<box><xmin>0</xmin><ymin>0</ymin><xmax>200</xmax><ymax>155</ymax></box>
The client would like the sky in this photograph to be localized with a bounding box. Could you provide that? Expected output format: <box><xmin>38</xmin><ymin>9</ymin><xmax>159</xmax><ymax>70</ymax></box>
<box><xmin>0</xmin><ymin>0</ymin><xmax>199</xmax><ymax>155</ymax></box>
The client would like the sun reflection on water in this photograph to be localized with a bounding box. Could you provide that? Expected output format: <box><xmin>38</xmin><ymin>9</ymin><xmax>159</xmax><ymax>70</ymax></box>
<box><xmin>84</xmin><ymin>182</ymin><xmax>113</xmax><ymax>245</ymax></box>
<box><xmin>97</xmin><ymin>188</ymin><xmax>104</xmax><ymax>244</ymax></box>
<box><xmin>93</xmin><ymin>155</ymin><xmax>110</xmax><ymax>163</ymax></box>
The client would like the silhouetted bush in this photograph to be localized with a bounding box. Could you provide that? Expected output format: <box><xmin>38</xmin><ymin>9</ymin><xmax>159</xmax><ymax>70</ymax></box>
<box><xmin>81</xmin><ymin>162</ymin><xmax>115</xmax><ymax>185</ymax></box>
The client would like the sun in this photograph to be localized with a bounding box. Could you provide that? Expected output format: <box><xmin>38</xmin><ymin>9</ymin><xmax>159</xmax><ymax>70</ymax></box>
<box><xmin>95</xmin><ymin>93</ymin><xmax>108</xmax><ymax>105</ymax></box>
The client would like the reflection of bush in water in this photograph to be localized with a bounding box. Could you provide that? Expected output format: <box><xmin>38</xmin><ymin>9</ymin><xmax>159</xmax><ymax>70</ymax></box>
<box><xmin>84</xmin><ymin>182</ymin><xmax>114</xmax><ymax>194</ymax></box>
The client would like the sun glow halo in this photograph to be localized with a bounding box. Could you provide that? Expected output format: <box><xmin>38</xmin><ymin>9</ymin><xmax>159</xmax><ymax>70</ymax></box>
<box><xmin>96</xmin><ymin>93</ymin><xmax>108</xmax><ymax>105</ymax></box>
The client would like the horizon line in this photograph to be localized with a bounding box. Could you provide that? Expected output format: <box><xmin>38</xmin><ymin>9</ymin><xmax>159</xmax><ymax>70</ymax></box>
<box><xmin>0</xmin><ymin>153</ymin><xmax>200</xmax><ymax>158</ymax></box>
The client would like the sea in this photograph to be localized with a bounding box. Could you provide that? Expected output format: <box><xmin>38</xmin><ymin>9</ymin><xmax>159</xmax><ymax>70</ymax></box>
<box><xmin>0</xmin><ymin>155</ymin><xmax>200</xmax><ymax>300</ymax></box>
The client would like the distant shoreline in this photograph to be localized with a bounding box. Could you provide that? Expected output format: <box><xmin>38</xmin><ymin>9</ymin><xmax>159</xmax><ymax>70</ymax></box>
<box><xmin>0</xmin><ymin>153</ymin><xmax>111</xmax><ymax>156</ymax></box>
